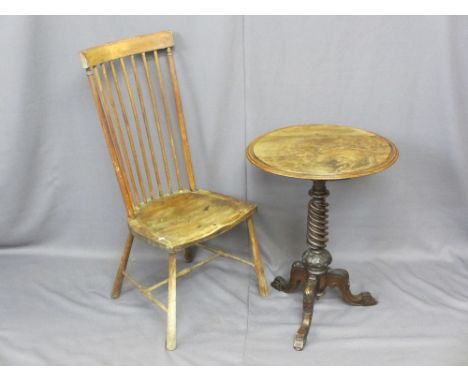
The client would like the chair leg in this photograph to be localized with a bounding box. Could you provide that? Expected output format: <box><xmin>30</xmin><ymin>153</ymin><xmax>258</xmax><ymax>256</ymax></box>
<box><xmin>111</xmin><ymin>232</ymin><xmax>134</xmax><ymax>299</ymax></box>
<box><xmin>247</xmin><ymin>217</ymin><xmax>269</xmax><ymax>297</ymax></box>
<box><xmin>184</xmin><ymin>247</ymin><xmax>194</xmax><ymax>263</ymax></box>
<box><xmin>166</xmin><ymin>250</ymin><xmax>177</xmax><ymax>351</ymax></box>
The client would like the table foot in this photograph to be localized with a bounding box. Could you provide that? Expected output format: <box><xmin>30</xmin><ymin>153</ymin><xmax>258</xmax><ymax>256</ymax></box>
<box><xmin>271</xmin><ymin>261</ymin><xmax>307</xmax><ymax>293</ymax></box>
<box><xmin>326</xmin><ymin>268</ymin><xmax>377</xmax><ymax>306</ymax></box>
<box><xmin>293</xmin><ymin>276</ymin><xmax>318</xmax><ymax>351</ymax></box>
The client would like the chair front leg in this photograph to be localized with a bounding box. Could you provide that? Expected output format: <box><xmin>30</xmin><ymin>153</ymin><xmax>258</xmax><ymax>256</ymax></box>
<box><xmin>166</xmin><ymin>250</ymin><xmax>177</xmax><ymax>350</ymax></box>
<box><xmin>247</xmin><ymin>217</ymin><xmax>269</xmax><ymax>297</ymax></box>
<box><xmin>111</xmin><ymin>232</ymin><xmax>134</xmax><ymax>299</ymax></box>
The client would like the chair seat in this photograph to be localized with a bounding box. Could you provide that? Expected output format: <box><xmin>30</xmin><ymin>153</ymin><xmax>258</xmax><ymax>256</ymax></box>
<box><xmin>128</xmin><ymin>189</ymin><xmax>256</xmax><ymax>251</ymax></box>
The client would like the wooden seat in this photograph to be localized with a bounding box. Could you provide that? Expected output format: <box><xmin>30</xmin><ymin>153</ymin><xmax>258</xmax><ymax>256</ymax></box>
<box><xmin>80</xmin><ymin>30</ymin><xmax>268</xmax><ymax>351</ymax></box>
<box><xmin>129</xmin><ymin>190</ymin><xmax>256</xmax><ymax>251</ymax></box>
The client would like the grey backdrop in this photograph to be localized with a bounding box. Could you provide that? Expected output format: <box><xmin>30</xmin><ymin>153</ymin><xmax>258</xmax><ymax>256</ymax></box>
<box><xmin>1</xmin><ymin>16</ymin><xmax>468</xmax><ymax>365</ymax></box>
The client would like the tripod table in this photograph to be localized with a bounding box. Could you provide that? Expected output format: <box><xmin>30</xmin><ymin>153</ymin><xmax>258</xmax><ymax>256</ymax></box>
<box><xmin>246</xmin><ymin>124</ymin><xmax>398</xmax><ymax>351</ymax></box>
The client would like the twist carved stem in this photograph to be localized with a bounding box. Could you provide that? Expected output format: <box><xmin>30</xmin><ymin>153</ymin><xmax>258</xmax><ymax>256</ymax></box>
<box><xmin>306</xmin><ymin>180</ymin><xmax>329</xmax><ymax>250</ymax></box>
<box><xmin>301</xmin><ymin>181</ymin><xmax>332</xmax><ymax>275</ymax></box>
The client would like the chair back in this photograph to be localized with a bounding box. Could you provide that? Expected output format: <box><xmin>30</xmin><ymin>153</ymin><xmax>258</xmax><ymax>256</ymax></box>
<box><xmin>81</xmin><ymin>31</ymin><xmax>196</xmax><ymax>217</ymax></box>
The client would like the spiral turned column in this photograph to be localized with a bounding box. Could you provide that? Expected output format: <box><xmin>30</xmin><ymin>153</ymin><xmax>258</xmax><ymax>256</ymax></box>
<box><xmin>302</xmin><ymin>181</ymin><xmax>332</xmax><ymax>275</ymax></box>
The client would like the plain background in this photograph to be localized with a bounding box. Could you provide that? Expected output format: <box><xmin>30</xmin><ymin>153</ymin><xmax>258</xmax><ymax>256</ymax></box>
<box><xmin>1</xmin><ymin>15</ymin><xmax>468</xmax><ymax>365</ymax></box>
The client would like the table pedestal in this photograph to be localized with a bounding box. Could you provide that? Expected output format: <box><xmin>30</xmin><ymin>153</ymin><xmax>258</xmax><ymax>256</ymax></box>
<box><xmin>271</xmin><ymin>180</ymin><xmax>377</xmax><ymax>351</ymax></box>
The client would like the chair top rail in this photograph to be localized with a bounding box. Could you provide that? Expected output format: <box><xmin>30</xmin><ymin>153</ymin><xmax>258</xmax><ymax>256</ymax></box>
<box><xmin>80</xmin><ymin>30</ymin><xmax>174</xmax><ymax>68</ymax></box>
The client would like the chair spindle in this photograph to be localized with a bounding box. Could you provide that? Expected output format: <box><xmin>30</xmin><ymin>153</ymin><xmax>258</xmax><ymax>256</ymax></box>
<box><xmin>120</xmin><ymin>57</ymin><xmax>154</xmax><ymax>201</ymax></box>
<box><xmin>166</xmin><ymin>47</ymin><xmax>196</xmax><ymax>191</ymax></box>
<box><xmin>141</xmin><ymin>52</ymin><xmax>174</xmax><ymax>193</ymax></box>
<box><xmin>87</xmin><ymin>70</ymin><xmax>134</xmax><ymax>216</ymax></box>
<box><xmin>109</xmin><ymin>61</ymin><xmax>147</xmax><ymax>204</ymax></box>
<box><xmin>130</xmin><ymin>55</ymin><xmax>164</xmax><ymax>197</ymax></box>
<box><xmin>94</xmin><ymin>68</ymin><xmax>135</xmax><ymax>208</ymax></box>
<box><xmin>100</xmin><ymin>63</ymin><xmax>140</xmax><ymax>204</ymax></box>
<box><xmin>153</xmin><ymin>50</ymin><xmax>184</xmax><ymax>191</ymax></box>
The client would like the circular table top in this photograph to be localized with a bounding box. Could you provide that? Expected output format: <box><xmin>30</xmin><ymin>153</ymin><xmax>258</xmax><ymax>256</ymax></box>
<box><xmin>246</xmin><ymin>124</ymin><xmax>398</xmax><ymax>180</ymax></box>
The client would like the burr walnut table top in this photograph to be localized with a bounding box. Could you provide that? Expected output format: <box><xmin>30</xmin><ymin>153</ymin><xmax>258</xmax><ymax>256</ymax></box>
<box><xmin>246</xmin><ymin>124</ymin><xmax>398</xmax><ymax>180</ymax></box>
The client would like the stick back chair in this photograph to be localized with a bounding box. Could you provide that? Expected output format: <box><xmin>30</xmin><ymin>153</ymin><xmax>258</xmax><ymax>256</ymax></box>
<box><xmin>80</xmin><ymin>30</ymin><xmax>268</xmax><ymax>350</ymax></box>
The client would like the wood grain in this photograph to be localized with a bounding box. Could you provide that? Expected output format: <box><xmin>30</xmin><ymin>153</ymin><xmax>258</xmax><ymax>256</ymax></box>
<box><xmin>128</xmin><ymin>190</ymin><xmax>256</xmax><ymax>251</ymax></box>
<box><xmin>247</xmin><ymin>124</ymin><xmax>398</xmax><ymax>180</ymax></box>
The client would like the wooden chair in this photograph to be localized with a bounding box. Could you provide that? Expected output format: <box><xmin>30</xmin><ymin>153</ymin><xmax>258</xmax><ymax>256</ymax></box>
<box><xmin>80</xmin><ymin>31</ymin><xmax>268</xmax><ymax>350</ymax></box>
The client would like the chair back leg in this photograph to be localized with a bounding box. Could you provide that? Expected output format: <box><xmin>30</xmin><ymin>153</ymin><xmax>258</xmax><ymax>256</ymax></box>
<box><xmin>166</xmin><ymin>251</ymin><xmax>177</xmax><ymax>350</ymax></box>
<box><xmin>112</xmin><ymin>232</ymin><xmax>134</xmax><ymax>299</ymax></box>
<box><xmin>184</xmin><ymin>247</ymin><xmax>194</xmax><ymax>263</ymax></box>
<box><xmin>247</xmin><ymin>217</ymin><xmax>269</xmax><ymax>297</ymax></box>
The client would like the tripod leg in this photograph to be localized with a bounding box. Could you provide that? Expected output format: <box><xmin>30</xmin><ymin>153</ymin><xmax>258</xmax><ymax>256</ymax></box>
<box><xmin>293</xmin><ymin>276</ymin><xmax>318</xmax><ymax>351</ymax></box>
<box><xmin>271</xmin><ymin>261</ymin><xmax>308</xmax><ymax>293</ymax></box>
<box><xmin>327</xmin><ymin>268</ymin><xmax>377</xmax><ymax>306</ymax></box>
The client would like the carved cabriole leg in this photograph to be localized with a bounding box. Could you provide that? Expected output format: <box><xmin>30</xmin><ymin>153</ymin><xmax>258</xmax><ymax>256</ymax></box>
<box><xmin>293</xmin><ymin>276</ymin><xmax>318</xmax><ymax>351</ymax></box>
<box><xmin>247</xmin><ymin>217</ymin><xmax>269</xmax><ymax>297</ymax></box>
<box><xmin>271</xmin><ymin>261</ymin><xmax>307</xmax><ymax>293</ymax></box>
<box><xmin>111</xmin><ymin>232</ymin><xmax>134</xmax><ymax>299</ymax></box>
<box><xmin>184</xmin><ymin>247</ymin><xmax>194</xmax><ymax>263</ymax></box>
<box><xmin>166</xmin><ymin>251</ymin><xmax>177</xmax><ymax>351</ymax></box>
<box><xmin>326</xmin><ymin>268</ymin><xmax>377</xmax><ymax>306</ymax></box>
